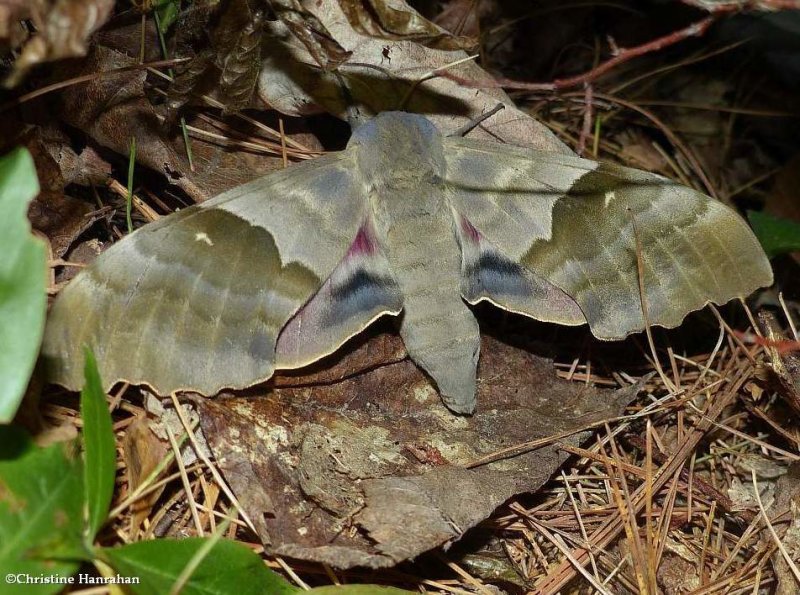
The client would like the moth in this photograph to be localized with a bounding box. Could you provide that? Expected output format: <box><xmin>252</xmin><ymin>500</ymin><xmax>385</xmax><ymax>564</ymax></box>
<box><xmin>42</xmin><ymin>112</ymin><xmax>773</xmax><ymax>413</ymax></box>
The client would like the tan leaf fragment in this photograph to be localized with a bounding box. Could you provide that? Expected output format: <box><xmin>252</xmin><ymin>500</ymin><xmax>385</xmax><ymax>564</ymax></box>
<box><xmin>337</xmin><ymin>0</ymin><xmax>477</xmax><ymax>51</ymax></box>
<box><xmin>6</xmin><ymin>0</ymin><xmax>115</xmax><ymax>87</ymax></box>
<box><xmin>123</xmin><ymin>416</ymin><xmax>169</xmax><ymax>536</ymax></box>
<box><xmin>270</xmin><ymin>0</ymin><xmax>352</xmax><ymax>70</ymax></box>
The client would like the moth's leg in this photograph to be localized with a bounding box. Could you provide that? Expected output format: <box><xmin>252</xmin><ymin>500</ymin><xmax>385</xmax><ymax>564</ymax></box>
<box><xmin>333</xmin><ymin>71</ymin><xmax>367</xmax><ymax>129</ymax></box>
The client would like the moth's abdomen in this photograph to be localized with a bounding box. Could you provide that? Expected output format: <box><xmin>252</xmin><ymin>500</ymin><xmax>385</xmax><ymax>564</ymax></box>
<box><xmin>382</xmin><ymin>195</ymin><xmax>481</xmax><ymax>414</ymax></box>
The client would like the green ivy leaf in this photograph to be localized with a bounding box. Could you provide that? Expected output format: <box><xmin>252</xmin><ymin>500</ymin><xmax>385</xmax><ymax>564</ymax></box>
<box><xmin>0</xmin><ymin>147</ymin><xmax>46</xmax><ymax>423</ymax></box>
<box><xmin>80</xmin><ymin>348</ymin><xmax>116</xmax><ymax>540</ymax></box>
<box><xmin>0</xmin><ymin>427</ymin><xmax>85</xmax><ymax>594</ymax></box>
<box><xmin>101</xmin><ymin>538</ymin><xmax>297</xmax><ymax>595</ymax></box>
<box><xmin>748</xmin><ymin>210</ymin><xmax>800</xmax><ymax>258</ymax></box>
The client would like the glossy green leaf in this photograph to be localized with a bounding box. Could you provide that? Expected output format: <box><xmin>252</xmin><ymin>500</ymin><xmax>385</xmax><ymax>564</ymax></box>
<box><xmin>748</xmin><ymin>210</ymin><xmax>800</xmax><ymax>258</ymax></box>
<box><xmin>0</xmin><ymin>148</ymin><xmax>45</xmax><ymax>423</ymax></box>
<box><xmin>80</xmin><ymin>348</ymin><xmax>116</xmax><ymax>540</ymax></box>
<box><xmin>0</xmin><ymin>427</ymin><xmax>84</xmax><ymax>594</ymax></box>
<box><xmin>101</xmin><ymin>538</ymin><xmax>297</xmax><ymax>595</ymax></box>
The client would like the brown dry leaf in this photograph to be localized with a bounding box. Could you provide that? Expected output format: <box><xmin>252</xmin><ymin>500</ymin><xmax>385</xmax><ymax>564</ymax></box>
<box><xmin>212</xmin><ymin>0</ymin><xmax>266</xmax><ymax>113</ymax></box>
<box><xmin>28</xmin><ymin>191</ymin><xmax>95</xmax><ymax>258</ymax></box>
<box><xmin>165</xmin><ymin>0</ymin><xmax>350</xmax><ymax>116</ymax></box>
<box><xmin>0</xmin><ymin>0</ymin><xmax>31</xmax><ymax>49</ymax></box>
<box><xmin>167</xmin><ymin>0</ymin><xmax>267</xmax><ymax>116</ymax></box>
<box><xmin>56</xmin><ymin>44</ymin><xmax>320</xmax><ymax>202</ymax></box>
<box><xmin>21</xmin><ymin>126</ymin><xmax>110</xmax><ymax>256</ymax></box>
<box><xmin>269</xmin><ymin>0</ymin><xmax>352</xmax><ymax>70</ymax></box>
<box><xmin>56</xmin><ymin>238</ymin><xmax>104</xmax><ymax>286</ymax></box>
<box><xmin>6</xmin><ymin>0</ymin><xmax>115</xmax><ymax>87</ymax></box>
<box><xmin>195</xmin><ymin>331</ymin><xmax>641</xmax><ymax>569</ymax></box>
<box><xmin>57</xmin><ymin>45</ymin><xmax>207</xmax><ymax>201</ymax></box>
<box><xmin>257</xmin><ymin>0</ymin><xmax>568</xmax><ymax>153</ymax></box>
<box><xmin>617</xmin><ymin>129</ymin><xmax>670</xmax><ymax>173</ymax></box>
<box><xmin>123</xmin><ymin>416</ymin><xmax>169</xmax><ymax>535</ymax></box>
<box><xmin>337</xmin><ymin>0</ymin><xmax>477</xmax><ymax>51</ymax></box>
<box><xmin>656</xmin><ymin>553</ymin><xmax>701</xmax><ymax>595</ymax></box>
<box><xmin>180</xmin><ymin>114</ymin><xmax>323</xmax><ymax>197</ymax></box>
<box><xmin>758</xmin><ymin>310</ymin><xmax>800</xmax><ymax>415</ymax></box>
<box><xmin>768</xmin><ymin>461</ymin><xmax>800</xmax><ymax>595</ymax></box>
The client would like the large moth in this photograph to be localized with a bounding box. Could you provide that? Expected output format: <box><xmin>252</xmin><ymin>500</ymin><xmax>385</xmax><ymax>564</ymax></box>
<box><xmin>42</xmin><ymin>112</ymin><xmax>772</xmax><ymax>413</ymax></box>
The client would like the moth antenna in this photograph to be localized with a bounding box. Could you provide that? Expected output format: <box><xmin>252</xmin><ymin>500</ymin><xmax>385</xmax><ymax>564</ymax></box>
<box><xmin>333</xmin><ymin>71</ymin><xmax>366</xmax><ymax>129</ymax></box>
<box><xmin>448</xmin><ymin>103</ymin><xmax>505</xmax><ymax>138</ymax></box>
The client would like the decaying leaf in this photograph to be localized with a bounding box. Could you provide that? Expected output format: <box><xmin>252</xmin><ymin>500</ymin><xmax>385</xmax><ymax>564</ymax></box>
<box><xmin>165</xmin><ymin>0</ymin><xmax>350</xmax><ymax>117</ymax></box>
<box><xmin>758</xmin><ymin>310</ymin><xmax>800</xmax><ymax>415</ymax></box>
<box><xmin>20</xmin><ymin>126</ymin><xmax>110</xmax><ymax>257</ymax></box>
<box><xmin>214</xmin><ymin>0</ymin><xmax>265</xmax><ymax>112</ymax></box>
<box><xmin>123</xmin><ymin>416</ymin><xmax>169</xmax><ymax>535</ymax></box>
<box><xmin>166</xmin><ymin>0</ymin><xmax>267</xmax><ymax>117</ymax></box>
<box><xmin>5</xmin><ymin>0</ymin><xmax>115</xmax><ymax>87</ymax></box>
<box><xmin>53</xmin><ymin>43</ymin><xmax>317</xmax><ymax>202</ymax></box>
<box><xmin>336</xmin><ymin>0</ymin><xmax>477</xmax><ymax>51</ymax></box>
<box><xmin>268</xmin><ymin>0</ymin><xmax>352</xmax><ymax>70</ymax></box>
<box><xmin>656</xmin><ymin>553</ymin><xmax>701</xmax><ymax>595</ymax></box>
<box><xmin>257</xmin><ymin>0</ymin><xmax>569</xmax><ymax>153</ymax></box>
<box><xmin>433</xmin><ymin>0</ymin><xmax>493</xmax><ymax>39</ymax></box>
<box><xmin>194</xmin><ymin>332</ymin><xmax>642</xmax><ymax>568</ymax></box>
<box><xmin>57</xmin><ymin>45</ymin><xmax>206</xmax><ymax>201</ymax></box>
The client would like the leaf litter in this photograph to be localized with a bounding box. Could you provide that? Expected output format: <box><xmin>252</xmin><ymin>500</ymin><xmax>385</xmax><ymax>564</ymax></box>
<box><xmin>5</xmin><ymin>0</ymin><xmax>800</xmax><ymax>592</ymax></box>
<box><xmin>193</xmin><ymin>331</ymin><xmax>642</xmax><ymax>568</ymax></box>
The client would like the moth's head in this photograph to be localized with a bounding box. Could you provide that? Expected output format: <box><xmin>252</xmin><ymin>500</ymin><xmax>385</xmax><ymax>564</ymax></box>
<box><xmin>348</xmin><ymin>112</ymin><xmax>446</xmax><ymax>187</ymax></box>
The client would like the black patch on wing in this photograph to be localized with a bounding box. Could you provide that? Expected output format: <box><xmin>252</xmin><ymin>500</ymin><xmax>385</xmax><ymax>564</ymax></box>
<box><xmin>464</xmin><ymin>251</ymin><xmax>531</xmax><ymax>298</ymax></box>
<box><xmin>327</xmin><ymin>270</ymin><xmax>402</xmax><ymax>323</ymax></box>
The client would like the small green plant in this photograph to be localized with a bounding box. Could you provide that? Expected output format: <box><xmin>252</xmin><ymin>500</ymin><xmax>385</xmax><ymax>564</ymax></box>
<box><xmin>748</xmin><ymin>210</ymin><xmax>800</xmax><ymax>258</ymax></box>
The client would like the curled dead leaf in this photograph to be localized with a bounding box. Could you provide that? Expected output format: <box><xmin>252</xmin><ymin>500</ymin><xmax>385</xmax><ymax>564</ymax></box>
<box><xmin>337</xmin><ymin>0</ymin><xmax>477</xmax><ymax>51</ymax></box>
<box><xmin>6</xmin><ymin>0</ymin><xmax>115</xmax><ymax>87</ymax></box>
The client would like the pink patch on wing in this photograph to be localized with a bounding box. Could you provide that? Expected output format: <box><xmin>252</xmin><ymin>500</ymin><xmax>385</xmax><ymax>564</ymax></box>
<box><xmin>460</xmin><ymin>215</ymin><xmax>481</xmax><ymax>244</ymax></box>
<box><xmin>278</xmin><ymin>219</ymin><xmax>377</xmax><ymax>360</ymax></box>
<box><xmin>347</xmin><ymin>220</ymin><xmax>378</xmax><ymax>256</ymax></box>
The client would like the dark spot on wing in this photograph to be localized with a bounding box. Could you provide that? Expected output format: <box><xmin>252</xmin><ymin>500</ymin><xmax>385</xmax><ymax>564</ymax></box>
<box><xmin>465</xmin><ymin>252</ymin><xmax>531</xmax><ymax>297</ymax></box>
<box><xmin>327</xmin><ymin>270</ymin><xmax>401</xmax><ymax>323</ymax></box>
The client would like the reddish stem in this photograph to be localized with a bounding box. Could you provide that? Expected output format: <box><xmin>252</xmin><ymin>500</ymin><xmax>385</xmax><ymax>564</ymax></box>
<box><xmin>443</xmin><ymin>16</ymin><xmax>716</xmax><ymax>92</ymax></box>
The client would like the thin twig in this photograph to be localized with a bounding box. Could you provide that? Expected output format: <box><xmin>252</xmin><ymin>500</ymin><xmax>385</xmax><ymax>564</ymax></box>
<box><xmin>0</xmin><ymin>58</ymin><xmax>188</xmax><ymax>114</ymax></box>
<box><xmin>444</xmin><ymin>17</ymin><xmax>715</xmax><ymax>92</ymax></box>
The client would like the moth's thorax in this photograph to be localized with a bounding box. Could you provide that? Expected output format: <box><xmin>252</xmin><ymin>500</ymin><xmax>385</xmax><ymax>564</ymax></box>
<box><xmin>349</xmin><ymin>112</ymin><xmax>446</xmax><ymax>190</ymax></box>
